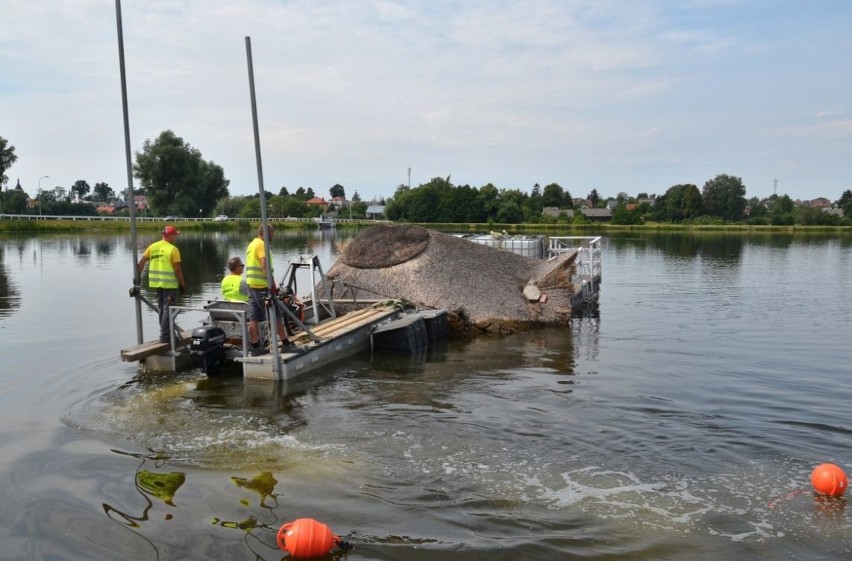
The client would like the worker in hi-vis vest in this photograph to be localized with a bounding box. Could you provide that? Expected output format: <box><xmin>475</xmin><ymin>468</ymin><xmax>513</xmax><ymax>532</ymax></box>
<box><xmin>137</xmin><ymin>225</ymin><xmax>187</xmax><ymax>343</ymax></box>
<box><xmin>244</xmin><ymin>224</ymin><xmax>292</xmax><ymax>354</ymax></box>
<box><xmin>221</xmin><ymin>256</ymin><xmax>249</xmax><ymax>302</ymax></box>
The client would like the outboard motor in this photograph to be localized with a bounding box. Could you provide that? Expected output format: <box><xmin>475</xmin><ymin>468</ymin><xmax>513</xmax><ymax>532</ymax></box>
<box><xmin>189</xmin><ymin>326</ymin><xmax>226</xmax><ymax>375</ymax></box>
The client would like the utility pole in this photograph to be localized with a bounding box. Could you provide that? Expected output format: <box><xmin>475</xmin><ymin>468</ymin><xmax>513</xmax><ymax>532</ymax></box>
<box><xmin>407</xmin><ymin>167</ymin><xmax>411</xmax><ymax>189</ymax></box>
<box><xmin>38</xmin><ymin>175</ymin><xmax>49</xmax><ymax>216</ymax></box>
<box><xmin>773</xmin><ymin>179</ymin><xmax>778</xmax><ymax>196</ymax></box>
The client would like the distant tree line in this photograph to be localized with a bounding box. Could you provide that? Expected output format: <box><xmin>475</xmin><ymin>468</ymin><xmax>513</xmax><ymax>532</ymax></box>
<box><xmin>2</xmin><ymin>132</ymin><xmax>850</xmax><ymax>225</ymax></box>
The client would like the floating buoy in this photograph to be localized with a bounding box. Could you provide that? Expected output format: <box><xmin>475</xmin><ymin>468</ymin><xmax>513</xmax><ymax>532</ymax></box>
<box><xmin>277</xmin><ymin>518</ymin><xmax>340</xmax><ymax>558</ymax></box>
<box><xmin>810</xmin><ymin>463</ymin><xmax>848</xmax><ymax>497</ymax></box>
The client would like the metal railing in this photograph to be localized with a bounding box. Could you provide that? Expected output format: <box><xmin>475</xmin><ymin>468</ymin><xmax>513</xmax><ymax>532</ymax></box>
<box><xmin>0</xmin><ymin>213</ymin><xmax>388</xmax><ymax>224</ymax></box>
<box><xmin>548</xmin><ymin>236</ymin><xmax>602</xmax><ymax>302</ymax></box>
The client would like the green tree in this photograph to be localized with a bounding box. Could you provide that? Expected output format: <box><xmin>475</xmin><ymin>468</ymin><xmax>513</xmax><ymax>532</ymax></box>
<box><xmin>588</xmin><ymin>189</ymin><xmax>600</xmax><ymax>207</ymax></box>
<box><xmin>496</xmin><ymin>189</ymin><xmax>524</xmax><ymax>223</ymax></box>
<box><xmin>795</xmin><ymin>206</ymin><xmax>838</xmax><ymax>225</ymax></box>
<box><xmin>285</xmin><ymin>197</ymin><xmax>310</xmax><ymax>217</ymax></box>
<box><xmin>837</xmin><ymin>189</ymin><xmax>852</xmax><ymax>219</ymax></box>
<box><xmin>525</xmin><ymin>183</ymin><xmax>543</xmax><ymax>218</ymax></box>
<box><xmin>93</xmin><ymin>182</ymin><xmax>116</xmax><ymax>201</ymax></box>
<box><xmin>406</xmin><ymin>178</ymin><xmax>445</xmax><ymax>222</ymax></box>
<box><xmin>385</xmin><ymin>185</ymin><xmax>411</xmax><ymax>221</ymax></box>
<box><xmin>214</xmin><ymin>195</ymin><xmax>252</xmax><ymax>217</ymax></box>
<box><xmin>530</xmin><ymin>183</ymin><xmax>541</xmax><ymax>199</ymax></box>
<box><xmin>52</xmin><ymin>186</ymin><xmax>69</xmax><ymax>203</ymax></box>
<box><xmin>611</xmin><ymin>203</ymin><xmax>641</xmax><ymax>225</ymax></box>
<box><xmin>238</xmin><ymin>197</ymin><xmax>261</xmax><ymax>218</ymax></box>
<box><xmin>438</xmin><ymin>183</ymin><xmax>482</xmax><ymax>222</ymax></box>
<box><xmin>542</xmin><ymin>183</ymin><xmax>565</xmax><ymax>208</ymax></box>
<box><xmin>4</xmin><ymin>189</ymin><xmax>28</xmax><ymax>213</ymax></box>
<box><xmin>745</xmin><ymin>196</ymin><xmax>769</xmax><ymax>224</ymax></box>
<box><xmin>478</xmin><ymin>183</ymin><xmax>501</xmax><ymax>219</ymax></box>
<box><xmin>0</xmin><ymin>136</ymin><xmax>17</xmax><ymax>190</ymax></box>
<box><xmin>330</xmin><ymin>184</ymin><xmax>345</xmax><ymax>199</ymax></box>
<box><xmin>702</xmin><ymin>174</ymin><xmax>747</xmax><ymax>221</ymax></box>
<box><xmin>769</xmin><ymin>194</ymin><xmax>795</xmax><ymax>225</ymax></box>
<box><xmin>0</xmin><ymin>136</ymin><xmax>18</xmax><ymax>212</ymax></box>
<box><xmin>349</xmin><ymin>200</ymin><xmax>367</xmax><ymax>218</ymax></box>
<box><xmin>133</xmin><ymin>130</ymin><xmax>230</xmax><ymax>216</ymax></box>
<box><xmin>656</xmin><ymin>184</ymin><xmax>702</xmax><ymax>222</ymax></box>
<box><xmin>70</xmin><ymin>180</ymin><xmax>91</xmax><ymax>202</ymax></box>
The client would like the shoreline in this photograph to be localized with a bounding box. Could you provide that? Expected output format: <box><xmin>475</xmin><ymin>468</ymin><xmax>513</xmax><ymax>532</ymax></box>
<box><xmin>1</xmin><ymin>217</ymin><xmax>851</xmax><ymax>235</ymax></box>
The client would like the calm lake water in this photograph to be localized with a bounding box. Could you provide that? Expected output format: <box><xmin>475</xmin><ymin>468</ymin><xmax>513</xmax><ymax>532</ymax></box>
<box><xmin>0</xmin><ymin>228</ymin><xmax>850</xmax><ymax>561</ymax></box>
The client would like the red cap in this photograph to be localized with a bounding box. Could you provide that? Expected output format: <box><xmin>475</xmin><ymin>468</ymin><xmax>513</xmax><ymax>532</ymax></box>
<box><xmin>162</xmin><ymin>226</ymin><xmax>180</xmax><ymax>236</ymax></box>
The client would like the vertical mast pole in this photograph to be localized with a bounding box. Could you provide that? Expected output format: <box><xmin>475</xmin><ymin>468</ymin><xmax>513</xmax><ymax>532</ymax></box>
<box><xmin>115</xmin><ymin>0</ymin><xmax>143</xmax><ymax>344</ymax></box>
<box><xmin>245</xmin><ymin>36</ymin><xmax>282</xmax><ymax>379</ymax></box>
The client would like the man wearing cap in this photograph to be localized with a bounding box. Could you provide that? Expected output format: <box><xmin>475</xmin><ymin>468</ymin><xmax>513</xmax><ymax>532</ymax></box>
<box><xmin>221</xmin><ymin>256</ymin><xmax>248</xmax><ymax>302</ymax></box>
<box><xmin>137</xmin><ymin>225</ymin><xmax>187</xmax><ymax>343</ymax></box>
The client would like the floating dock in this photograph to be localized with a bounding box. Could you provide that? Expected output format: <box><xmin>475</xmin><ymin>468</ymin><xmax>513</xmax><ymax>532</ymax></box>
<box><xmin>120</xmin><ymin>299</ymin><xmax>448</xmax><ymax>382</ymax></box>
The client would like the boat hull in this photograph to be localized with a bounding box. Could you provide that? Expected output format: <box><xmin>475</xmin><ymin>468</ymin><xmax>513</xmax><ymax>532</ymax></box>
<box><xmin>239</xmin><ymin>306</ymin><xmax>398</xmax><ymax>380</ymax></box>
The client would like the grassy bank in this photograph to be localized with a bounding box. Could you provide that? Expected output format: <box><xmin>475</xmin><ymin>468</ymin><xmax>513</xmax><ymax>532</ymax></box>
<box><xmin>0</xmin><ymin>218</ymin><xmax>331</xmax><ymax>234</ymax></box>
<box><xmin>424</xmin><ymin>222</ymin><xmax>852</xmax><ymax>235</ymax></box>
<box><xmin>2</xmin><ymin>217</ymin><xmax>851</xmax><ymax>235</ymax></box>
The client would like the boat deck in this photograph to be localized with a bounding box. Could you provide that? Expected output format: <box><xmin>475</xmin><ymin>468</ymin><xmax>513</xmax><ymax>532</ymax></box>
<box><xmin>120</xmin><ymin>331</ymin><xmax>193</xmax><ymax>362</ymax></box>
<box><xmin>239</xmin><ymin>305</ymin><xmax>400</xmax><ymax>381</ymax></box>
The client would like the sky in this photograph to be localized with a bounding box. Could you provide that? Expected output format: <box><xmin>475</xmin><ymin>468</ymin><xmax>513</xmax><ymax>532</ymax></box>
<box><xmin>2</xmin><ymin>0</ymin><xmax>851</xmax><ymax>204</ymax></box>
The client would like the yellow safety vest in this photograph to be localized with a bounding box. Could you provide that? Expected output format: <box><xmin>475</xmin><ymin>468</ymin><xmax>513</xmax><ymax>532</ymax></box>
<box><xmin>146</xmin><ymin>239</ymin><xmax>179</xmax><ymax>288</ymax></box>
<box><xmin>221</xmin><ymin>274</ymin><xmax>248</xmax><ymax>302</ymax></box>
<box><xmin>245</xmin><ymin>237</ymin><xmax>271</xmax><ymax>289</ymax></box>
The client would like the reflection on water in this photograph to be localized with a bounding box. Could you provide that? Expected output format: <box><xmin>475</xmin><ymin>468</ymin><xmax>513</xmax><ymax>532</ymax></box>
<box><xmin>103</xmin><ymin>450</ymin><xmax>186</xmax><ymax>524</ymax></box>
<box><xmin>102</xmin><ymin>448</ymin><xmax>291</xmax><ymax>560</ymax></box>
<box><xmin>0</xmin><ymin>245</ymin><xmax>20</xmax><ymax>318</ymax></box>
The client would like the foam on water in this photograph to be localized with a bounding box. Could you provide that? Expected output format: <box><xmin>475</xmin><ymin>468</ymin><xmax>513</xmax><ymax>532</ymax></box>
<box><xmin>64</xmin><ymin>376</ymin><xmax>354</xmax><ymax>471</ymax></box>
<box><xmin>381</xmin><ymin>423</ymin><xmax>851</xmax><ymax>547</ymax></box>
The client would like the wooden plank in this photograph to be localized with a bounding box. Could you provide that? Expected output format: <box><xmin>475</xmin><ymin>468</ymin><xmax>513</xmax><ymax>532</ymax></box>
<box><xmin>303</xmin><ymin>307</ymin><xmax>392</xmax><ymax>338</ymax></box>
<box><xmin>120</xmin><ymin>331</ymin><xmax>193</xmax><ymax>362</ymax></box>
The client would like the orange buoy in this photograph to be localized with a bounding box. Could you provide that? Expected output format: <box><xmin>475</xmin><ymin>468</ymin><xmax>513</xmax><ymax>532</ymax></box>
<box><xmin>277</xmin><ymin>518</ymin><xmax>340</xmax><ymax>558</ymax></box>
<box><xmin>810</xmin><ymin>463</ymin><xmax>848</xmax><ymax>497</ymax></box>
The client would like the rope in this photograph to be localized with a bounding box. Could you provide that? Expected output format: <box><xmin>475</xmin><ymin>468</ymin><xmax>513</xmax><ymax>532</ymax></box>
<box><xmin>330</xmin><ymin>279</ymin><xmax>440</xmax><ymax>312</ymax></box>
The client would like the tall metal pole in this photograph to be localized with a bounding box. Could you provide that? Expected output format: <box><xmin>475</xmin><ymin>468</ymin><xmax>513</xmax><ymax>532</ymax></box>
<box><xmin>245</xmin><ymin>36</ymin><xmax>282</xmax><ymax>379</ymax></box>
<box><xmin>115</xmin><ymin>0</ymin><xmax>143</xmax><ymax>344</ymax></box>
<box><xmin>37</xmin><ymin>175</ymin><xmax>48</xmax><ymax>217</ymax></box>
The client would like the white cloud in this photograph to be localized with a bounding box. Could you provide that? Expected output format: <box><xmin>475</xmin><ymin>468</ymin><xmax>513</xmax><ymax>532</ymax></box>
<box><xmin>1</xmin><ymin>0</ymin><xmax>851</xmax><ymax>201</ymax></box>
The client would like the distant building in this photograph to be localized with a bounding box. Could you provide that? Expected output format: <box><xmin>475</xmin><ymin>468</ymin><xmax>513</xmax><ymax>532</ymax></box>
<box><xmin>305</xmin><ymin>197</ymin><xmax>329</xmax><ymax>212</ymax></box>
<box><xmin>542</xmin><ymin>206</ymin><xmax>611</xmax><ymax>221</ymax></box>
<box><xmin>365</xmin><ymin>205</ymin><xmax>386</xmax><ymax>219</ymax></box>
<box><xmin>581</xmin><ymin>208</ymin><xmax>613</xmax><ymax>221</ymax></box>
